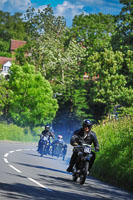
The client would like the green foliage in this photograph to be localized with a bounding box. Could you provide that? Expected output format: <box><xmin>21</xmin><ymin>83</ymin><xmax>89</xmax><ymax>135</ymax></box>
<box><xmin>122</xmin><ymin>50</ymin><xmax>133</xmax><ymax>87</ymax></box>
<box><xmin>0</xmin><ymin>76</ymin><xmax>10</xmax><ymax>115</ymax></box>
<box><xmin>25</xmin><ymin>5</ymin><xmax>66</xmax><ymax>35</ymax></box>
<box><xmin>0</xmin><ymin>121</ymin><xmax>38</xmax><ymax>142</ymax></box>
<box><xmin>120</xmin><ymin>106</ymin><xmax>133</xmax><ymax>116</ymax></box>
<box><xmin>0</xmin><ymin>11</ymin><xmax>27</xmax><ymax>41</ymax></box>
<box><xmin>16</xmin><ymin>5</ymin><xmax>86</xmax><ymax>115</ymax></box>
<box><xmin>0</xmin><ymin>52</ymin><xmax>12</xmax><ymax>57</ymax></box>
<box><xmin>112</xmin><ymin>0</ymin><xmax>133</xmax><ymax>50</ymax></box>
<box><xmin>0</xmin><ymin>39</ymin><xmax>10</xmax><ymax>52</ymax></box>
<box><xmin>71</xmin><ymin>80</ymin><xmax>89</xmax><ymax>119</ymax></box>
<box><xmin>7</xmin><ymin>63</ymin><xmax>58</xmax><ymax>127</ymax></box>
<box><xmin>92</xmin><ymin>117</ymin><xmax>133</xmax><ymax>191</ymax></box>
<box><xmin>71</xmin><ymin>13</ymin><xmax>116</xmax><ymax>53</ymax></box>
<box><xmin>86</xmin><ymin>48</ymin><xmax>132</xmax><ymax>113</ymax></box>
<box><xmin>0</xmin><ymin>39</ymin><xmax>12</xmax><ymax>57</ymax></box>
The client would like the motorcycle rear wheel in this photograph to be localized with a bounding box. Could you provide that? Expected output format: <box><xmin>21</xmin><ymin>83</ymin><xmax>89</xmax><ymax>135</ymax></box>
<box><xmin>80</xmin><ymin>162</ymin><xmax>89</xmax><ymax>185</ymax></box>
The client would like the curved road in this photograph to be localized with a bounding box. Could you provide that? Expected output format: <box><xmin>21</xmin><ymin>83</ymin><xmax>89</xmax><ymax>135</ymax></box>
<box><xmin>0</xmin><ymin>141</ymin><xmax>132</xmax><ymax>200</ymax></box>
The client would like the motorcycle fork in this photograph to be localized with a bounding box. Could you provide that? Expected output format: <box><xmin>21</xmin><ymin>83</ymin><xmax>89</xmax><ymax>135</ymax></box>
<box><xmin>76</xmin><ymin>151</ymin><xmax>83</xmax><ymax>169</ymax></box>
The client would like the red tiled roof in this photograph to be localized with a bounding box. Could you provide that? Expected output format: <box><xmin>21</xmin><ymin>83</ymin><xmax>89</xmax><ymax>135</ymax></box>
<box><xmin>10</xmin><ymin>39</ymin><xmax>26</xmax><ymax>51</ymax></box>
<box><xmin>0</xmin><ymin>56</ymin><xmax>15</xmax><ymax>66</ymax></box>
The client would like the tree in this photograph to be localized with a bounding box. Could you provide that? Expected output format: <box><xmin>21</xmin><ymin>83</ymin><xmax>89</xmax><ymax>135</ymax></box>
<box><xmin>86</xmin><ymin>48</ymin><xmax>133</xmax><ymax>115</ymax></box>
<box><xmin>0</xmin><ymin>10</ymin><xmax>27</xmax><ymax>57</ymax></box>
<box><xmin>24</xmin><ymin>5</ymin><xmax>66</xmax><ymax>39</ymax></box>
<box><xmin>16</xmin><ymin>5</ymin><xmax>86</xmax><ymax>106</ymax></box>
<box><xmin>71</xmin><ymin>13</ymin><xmax>116</xmax><ymax>54</ymax></box>
<box><xmin>0</xmin><ymin>76</ymin><xmax>10</xmax><ymax>117</ymax></box>
<box><xmin>111</xmin><ymin>0</ymin><xmax>133</xmax><ymax>88</ymax></box>
<box><xmin>7</xmin><ymin>63</ymin><xmax>58</xmax><ymax>128</ymax></box>
<box><xmin>113</xmin><ymin>0</ymin><xmax>133</xmax><ymax>50</ymax></box>
<box><xmin>0</xmin><ymin>11</ymin><xmax>26</xmax><ymax>41</ymax></box>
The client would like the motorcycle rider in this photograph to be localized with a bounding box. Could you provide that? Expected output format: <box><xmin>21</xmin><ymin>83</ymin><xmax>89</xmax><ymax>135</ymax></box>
<box><xmin>66</xmin><ymin>119</ymin><xmax>99</xmax><ymax>172</ymax></box>
<box><xmin>52</xmin><ymin>135</ymin><xmax>67</xmax><ymax>157</ymax></box>
<box><xmin>37</xmin><ymin>125</ymin><xmax>55</xmax><ymax>153</ymax></box>
<box><xmin>52</xmin><ymin>135</ymin><xmax>64</xmax><ymax>144</ymax></box>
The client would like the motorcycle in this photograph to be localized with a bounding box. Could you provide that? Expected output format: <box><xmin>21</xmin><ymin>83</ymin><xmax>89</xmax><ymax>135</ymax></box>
<box><xmin>72</xmin><ymin>144</ymin><xmax>95</xmax><ymax>185</ymax></box>
<box><xmin>48</xmin><ymin>136</ymin><xmax>54</xmax><ymax>155</ymax></box>
<box><xmin>52</xmin><ymin>142</ymin><xmax>67</xmax><ymax>160</ymax></box>
<box><xmin>52</xmin><ymin>142</ymin><xmax>63</xmax><ymax>158</ymax></box>
<box><xmin>39</xmin><ymin>136</ymin><xmax>50</xmax><ymax>157</ymax></box>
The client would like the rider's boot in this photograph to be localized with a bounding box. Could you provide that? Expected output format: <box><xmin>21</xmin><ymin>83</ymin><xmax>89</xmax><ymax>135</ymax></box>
<box><xmin>66</xmin><ymin>165</ymin><xmax>73</xmax><ymax>172</ymax></box>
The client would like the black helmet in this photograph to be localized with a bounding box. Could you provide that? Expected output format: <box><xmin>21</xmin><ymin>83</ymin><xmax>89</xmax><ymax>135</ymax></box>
<box><xmin>83</xmin><ymin>119</ymin><xmax>92</xmax><ymax>128</ymax></box>
<box><xmin>45</xmin><ymin>124</ymin><xmax>50</xmax><ymax>130</ymax></box>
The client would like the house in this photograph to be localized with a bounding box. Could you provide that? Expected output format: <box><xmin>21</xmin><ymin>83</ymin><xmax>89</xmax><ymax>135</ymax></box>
<box><xmin>0</xmin><ymin>57</ymin><xmax>15</xmax><ymax>77</ymax></box>
<box><xmin>0</xmin><ymin>39</ymin><xmax>26</xmax><ymax>77</ymax></box>
<box><xmin>10</xmin><ymin>39</ymin><xmax>26</xmax><ymax>55</ymax></box>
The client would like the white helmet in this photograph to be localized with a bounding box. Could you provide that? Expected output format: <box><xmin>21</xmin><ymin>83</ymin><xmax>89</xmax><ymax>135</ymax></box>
<box><xmin>58</xmin><ymin>135</ymin><xmax>63</xmax><ymax>139</ymax></box>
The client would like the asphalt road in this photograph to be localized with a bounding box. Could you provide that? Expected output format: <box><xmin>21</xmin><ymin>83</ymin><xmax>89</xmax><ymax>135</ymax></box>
<box><xmin>0</xmin><ymin>141</ymin><xmax>132</xmax><ymax>200</ymax></box>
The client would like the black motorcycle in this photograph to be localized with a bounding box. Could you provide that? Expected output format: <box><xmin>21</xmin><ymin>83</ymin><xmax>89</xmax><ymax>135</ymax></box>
<box><xmin>72</xmin><ymin>144</ymin><xmax>95</xmax><ymax>185</ymax></box>
<box><xmin>39</xmin><ymin>136</ymin><xmax>50</xmax><ymax>157</ymax></box>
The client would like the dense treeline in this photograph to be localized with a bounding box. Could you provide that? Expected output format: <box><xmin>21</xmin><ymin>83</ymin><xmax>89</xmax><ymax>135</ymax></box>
<box><xmin>0</xmin><ymin>0</ymin><xmax>133</xmax><ymax>131</ymax></box>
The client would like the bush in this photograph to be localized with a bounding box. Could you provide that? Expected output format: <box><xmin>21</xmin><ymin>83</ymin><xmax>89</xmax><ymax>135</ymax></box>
<box><xmin>0</xmin><ymin>122</ymin><xmax>39</xmax><ymax>142</ymax></box>
<box><xmin>92</xmin><ymin>117</ymin><xmax>133</xmax><ymax>191</ymax></box>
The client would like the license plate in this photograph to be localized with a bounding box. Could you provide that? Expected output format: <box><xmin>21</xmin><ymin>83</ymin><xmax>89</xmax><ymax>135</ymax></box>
<box><xmin>84</xmin><ymin>146</ymin><xmax>91</xmax><ymax>153</ymax></box>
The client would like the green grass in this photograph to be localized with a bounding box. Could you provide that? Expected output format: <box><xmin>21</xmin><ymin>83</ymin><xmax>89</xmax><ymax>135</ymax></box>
<box><xmin>92</xmin><ymin>117</ymin><xmax>133</xmax><ymax>191</ymax></box>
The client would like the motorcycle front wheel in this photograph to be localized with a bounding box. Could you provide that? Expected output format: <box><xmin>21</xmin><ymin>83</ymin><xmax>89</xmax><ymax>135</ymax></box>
<box><xmin>72</xmin><ymin>174</ymin><xmax>78</xmax><ymax>182</ymax></box>
<box><xmin>41</xmin><ymin>144</ymin><xmax>45</xmax><ymax>157</ymax></box>
<box><xmin>80</xmin><ymin>162</ymin><xmax>89</xmax><ymax>185</ymax></box>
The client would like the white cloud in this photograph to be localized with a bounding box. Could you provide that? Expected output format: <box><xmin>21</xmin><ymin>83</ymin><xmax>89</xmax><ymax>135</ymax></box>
<box><xmin>54</xmin><ymin>1</ymin><xmax>84</xmax><ymax>26</ymax></box>
<box><xmin>0</xmin><ymin>0</ymin><xmax>31</xmax><ymax>13</ymax></box>
<box><xmin>55</xmin><ymin>1</ymin><xmax>83</xmax><ymax>16</ymax></box>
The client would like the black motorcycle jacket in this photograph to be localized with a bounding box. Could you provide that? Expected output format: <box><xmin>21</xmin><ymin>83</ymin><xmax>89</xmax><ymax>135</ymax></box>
<box><xmin>70</xmin><ymin>128</ymin><xmax>99</xmax><ymax>151</ymax></box>
<box><xmin>41</xmin><ymin>130</ymin><xmax>55</xmax><ymax>138</ymax></box>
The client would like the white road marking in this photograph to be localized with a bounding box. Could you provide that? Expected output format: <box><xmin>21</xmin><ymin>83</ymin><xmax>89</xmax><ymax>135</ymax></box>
<box><xmin>16</xmin><ymin>149</ymin><xmax>22</xmax><ymax>151</ymax></box>
<box><xmin>4</xmin><ymin>148</ymin><xmax>53</xmax><ymax>192</ymax></box>
<box><xmin>4</xmin><ymin>153</ymin><xmax>9</xmax><ymax>158</ymax></box>
<box><xmin>4</xmin><ymin>158</ymin><xmax>9</xmax><ymax>163</ymax></box>
<box><xmin>28</xmin><ymin>177</ymin><xmax>52</xmax><ymax>192</ymax></box>
<box><xmin>9</xmin><ymin>150</ymin><xmax>14</xmax><ymax>153</ymax></box>
<box><xmin>9</xmin><ymin>164</ymin><xmax>22</xmax><ymax>173</ymax></box>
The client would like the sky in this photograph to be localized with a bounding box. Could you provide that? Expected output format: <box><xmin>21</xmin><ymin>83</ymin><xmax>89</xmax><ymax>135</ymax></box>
<box><xmin>0</xmin><ymin>0</ymin><xmax>123</xmax><ymax>27</ymax></box>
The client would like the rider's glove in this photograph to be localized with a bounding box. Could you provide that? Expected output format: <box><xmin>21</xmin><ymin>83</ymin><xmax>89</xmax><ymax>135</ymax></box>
<box><xmin>73</xmin><ymin>142</ymin><xmax>78</xmax><ymax>146</ymax></box>
<box><xmin>95</xmin><ymin>148</ymin><xmax>99</xmax><ymax>152</ymax></box>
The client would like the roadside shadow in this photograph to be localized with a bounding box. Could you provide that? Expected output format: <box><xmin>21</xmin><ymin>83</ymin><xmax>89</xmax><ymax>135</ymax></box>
<box><xmin>13</xmin><ymin>162</ymin><xmax>70</xmax><ymax>175</ymax></box>
<box><xmin>0</xmin><ymin>182</ymin><xmax>102</xmax><ymax>200</ymax></box>
<box><xmin>24</xmin><ymin>152</ymin><xmax>57</xmax><ymax>160</ymax></box>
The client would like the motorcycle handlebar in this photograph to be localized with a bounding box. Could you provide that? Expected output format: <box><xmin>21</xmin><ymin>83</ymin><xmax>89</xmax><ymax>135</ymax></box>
<box><xmin>74</xmin><ymin>144</ymin><xmax>98</xmax><ymax>152</ymax></box>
